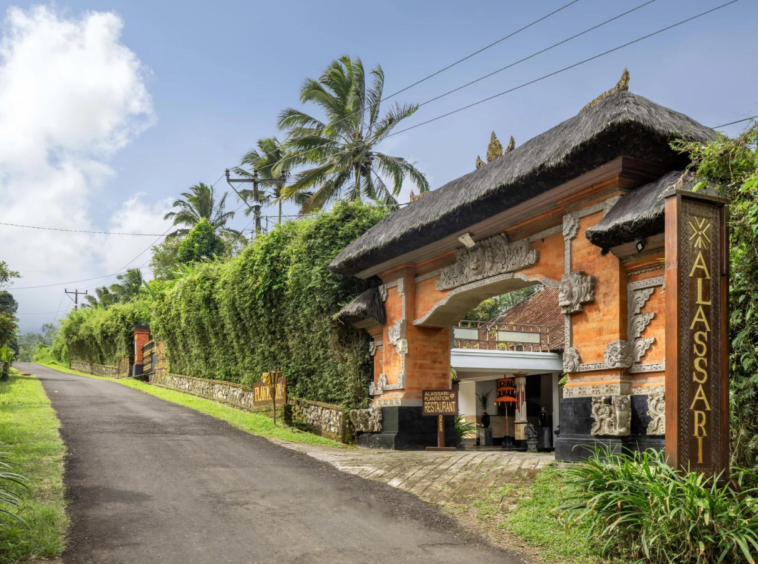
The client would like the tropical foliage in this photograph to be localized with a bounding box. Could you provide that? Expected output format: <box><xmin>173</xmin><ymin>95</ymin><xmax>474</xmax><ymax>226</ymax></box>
<box><xmin>164</xmin><ymin>182</ymin><xmax>238</xmax><ymax>238</ymax></box>
<box><xmin>561</xmin><ymin>448</ymin><xmax>758</xmax><ymax>564</ymax></box>
<box><xmin>83</xmin><ymin>269</ymin><xmax>144</xmax><ymax>309</ymax></box>
<box><xmin>277</xmin><ymin>55</ymin><xmax>429</xmax><ymax>212</ymax></box>
<box><xmin>176</xmin><ymin>219</ymin><xmax>226</xmax><ymax>264</ymax></box>
<box><xmin>673</xmin><ymin>123</ymin><xmax>758</xmax><ymax>472</ymax></box>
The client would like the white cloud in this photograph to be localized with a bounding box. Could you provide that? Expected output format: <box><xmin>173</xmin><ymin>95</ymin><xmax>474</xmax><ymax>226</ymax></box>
<box><xmin>0</xmin><ymin>6</ymin><xmax>156</xmax><ymax>332</ymax></box>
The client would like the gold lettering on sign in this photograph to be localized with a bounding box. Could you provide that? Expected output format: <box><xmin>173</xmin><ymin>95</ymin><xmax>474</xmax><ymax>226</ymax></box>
<box><xmin>688</xmin><ymin>218</ymin><xmax>712</xmax><ymax>464</ymax></box>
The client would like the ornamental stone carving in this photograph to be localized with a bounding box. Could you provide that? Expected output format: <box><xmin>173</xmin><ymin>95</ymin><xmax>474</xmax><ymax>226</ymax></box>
<box><xmin>629</xmin><ymin>313</ymin><xmax>655</xmax><ymax>340</ymax></box>
<box><xmin>486</xmin><ymin>131</ymin><xmax>503</xmax><ymax>162</ymax></box>
<box><xmin>436</xmin><ymin>235</ymin><xmax>538</xmax><ymax>291</ymax></box>
<box><xmin>387</xmin><ymin>320</ymin><xmax>407</xmax><ymax>355</ymax></box>
<box><xmin>368</xmin><ymin>341</ymin><xmax>381</xmax><ymax>356</ymax></box>
<box><xmin>646</xmin><ymin>389</ymin><xmax>665</xmax><ymax>435</ymax></box>
<box><xmin>349</xmin><ymin>406</ymin><xmax>383</xmax><ymax>433</ymax></box>
<box><xmin>604</xmin><ymin>340</ymin><xmax>634</xmax><ymax>369</ymax></box>
<box><xmin>369</xmin><ymin>371</ymin><xmax>405</xmax><ymax>396</ymax></box>
<box><xmin>558</xmin><ymin>271</ymin><xmax>596</xmax><ymax>314</ymax></box>
<box><xmin>590</xmin><ymin>395</ymin><xmax>631</xmax><ymax>436</ymax></box>
<box><xmin>630</xmin><ymin>287</ymin><xmax>655</xmax><ymax>315</ymax></box>
<box><xmin>632</xmin><ymin>338</ymin><xmax>655</xmax><ymax>363</ymax></box>
<box><xmin>563</xmin><ymin>214</ymin><xmax>579</xmax><ymax>240</ymax></box>
<box><xmin>563</xmin><ymin>347</ymin><xmax>581</xmax><ymax>373</ymax></box>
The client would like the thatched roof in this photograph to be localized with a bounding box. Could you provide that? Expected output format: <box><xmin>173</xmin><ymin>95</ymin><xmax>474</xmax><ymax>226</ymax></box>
<box><xmin>585</xmin><ymin>171</ymin><xmax>691</xmax><ymax>249</ymax></box>
<box><xmin>330</xmin><ymin>91</ymin><xmax>715</xmax><ymax>275</ymax></box>
<box><xmin>333</xmin><ymin>287</ymin><xmax>386</xmax><ymax>326</ymax></box>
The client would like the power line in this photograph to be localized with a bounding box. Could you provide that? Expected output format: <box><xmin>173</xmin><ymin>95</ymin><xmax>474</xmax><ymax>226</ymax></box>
<box><xmin>220</xmin><ymin>3</ymin><xmax>581</xmax><ymax>172</ymax></box>
<box><xmin>0</xmin><ymin>222</ymin><xmax>165</xmax><ymax>236</ymax></box>
<box><xmin>711</xmin><ymin>115</ymin><xmax>757</xmax><ymax>129</ymax></box>
<box><xmin>384</xmin><ymin>0</ymin><xmax>582</xmax><ymax>100</ymax></box>
<box><xmin>387</xmin><ymin>0</ymin><xmax>741</xmax><ymax>137</ymax></box>
<box><xmin>417</xmin><ymin>0</ymin><xmax>658</xmax><ymax>108</ymax></box>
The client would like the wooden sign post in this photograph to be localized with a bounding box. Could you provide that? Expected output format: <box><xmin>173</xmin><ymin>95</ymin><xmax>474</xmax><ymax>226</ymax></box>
<box><xmin>665</xmin><ymin>190</ymin><xmax>729</xmax><ymax>478</ymax></box>
<box><xmin>422</xmin><ymin>389</ymin><xmax>458</xmax><ymax>452</ymax></box>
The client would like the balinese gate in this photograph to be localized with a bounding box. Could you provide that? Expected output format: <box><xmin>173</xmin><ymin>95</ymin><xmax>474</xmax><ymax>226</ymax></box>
<box><xmin>332</xmin><ymin>85</ymin><xmax>719</xmax><ymax>461</ymax></box>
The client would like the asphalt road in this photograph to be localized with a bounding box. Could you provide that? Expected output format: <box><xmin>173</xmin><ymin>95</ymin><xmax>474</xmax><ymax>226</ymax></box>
<box><xmin>19</xmin><ymin>363</ymin><xmax>524</xmax><ymax>564</ymax></box>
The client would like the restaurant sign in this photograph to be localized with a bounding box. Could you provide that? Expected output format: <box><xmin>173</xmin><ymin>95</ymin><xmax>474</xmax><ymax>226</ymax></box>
<box><xmin>422</xmin><ymin>390</ymin><xmax>458</xmax><ymax>416</ymax></box>
<box><xmin>253</xmin><ymin>376</ymin><xmax>287</xmax><ymax>408</ymax></box>
<box><xmin>665</xmin><ymin>190</ymin><xmax>729</xmax><ymax>477</ymax></box>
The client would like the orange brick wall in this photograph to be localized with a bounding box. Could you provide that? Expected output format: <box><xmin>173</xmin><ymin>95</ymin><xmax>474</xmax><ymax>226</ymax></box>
<box><xmin>571</xmin><ymin>212</ymin><xmax>626</xmax><ymax>363</ymax></box>
<box><xmin>517</xmin><ymin>231</ymin><xmax>564</xmax><ymax>282</ymax></box>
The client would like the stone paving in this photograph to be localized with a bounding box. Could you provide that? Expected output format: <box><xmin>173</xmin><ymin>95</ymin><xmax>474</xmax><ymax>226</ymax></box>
<box><xmin>273</xmin><ymin>441</ymin><xmax>554</xmax><ymax>504</ymax></box>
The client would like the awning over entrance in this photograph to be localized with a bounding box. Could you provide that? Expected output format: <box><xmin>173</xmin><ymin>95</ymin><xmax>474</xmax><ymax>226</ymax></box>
<box><xmin>451</xmin><ymin>348</ymin><xmax>563</xmax><ymax>376</ymax></box>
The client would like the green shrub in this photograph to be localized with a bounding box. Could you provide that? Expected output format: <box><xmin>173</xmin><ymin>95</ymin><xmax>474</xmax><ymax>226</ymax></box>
<box><xmin>561</xmin><ymin>447</ymin><xmax>758</xmax><ymax>563</ymax></box>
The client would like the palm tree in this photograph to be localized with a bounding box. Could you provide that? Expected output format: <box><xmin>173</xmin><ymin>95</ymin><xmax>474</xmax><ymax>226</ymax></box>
<box><xmin>164</xmin><ymin>183</ymin><xmax>239</xmax><ymax>237</ymax></box>
<box><xmin>109</xmin><ymin>269</ymin><xmax>144</xmax><ymax>303</ymax></box>
<box><xmin>82</xmin><ymin>287</ymin><xmax>117</xmax><ymax>309</ymax></box>
<box><xmin>278</xmin><ymin>56</ymin><xmax>429</xmax><ymax>212</ymax></box>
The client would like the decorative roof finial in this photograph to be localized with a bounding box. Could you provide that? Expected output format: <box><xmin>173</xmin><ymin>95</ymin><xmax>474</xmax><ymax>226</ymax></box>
<box><xmin>581</xmin><ymin>68</ymin><xmax>630</xmax><ymax>113</ymax></box>
<box><xmin>487</xmin><ymin>131</ymin><xmax>503</xmax><ymax>163</ymax></box>
<box><xmin>505</xmin><ymin>135</ymin><xmax>515</xmax><ymax>154</ymax></box>
<box><xmin>410</xmin><ymin>190</ymin><xmax>428</xmax><ymax>202</ymax></box>
<box><xmin>475</xmin><ymin>156</ymin><xmax>485</xmax><ymax>169</ymax></box>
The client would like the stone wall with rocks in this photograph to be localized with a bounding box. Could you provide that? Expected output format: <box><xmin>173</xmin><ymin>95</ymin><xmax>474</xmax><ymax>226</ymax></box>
<box><xmin>288</xmin><ymin>398</ymin><xmax>351</xmax><ymax>443</ymax></box>
<box><xmin>71</xmin><ymin>359</ymin><xmax>130</xmax><ymax>378</ymax></box>
<box><xmin>150</xmin><ymin>372</ymin><xmax>261</xmax><ymax>411</ymax></box>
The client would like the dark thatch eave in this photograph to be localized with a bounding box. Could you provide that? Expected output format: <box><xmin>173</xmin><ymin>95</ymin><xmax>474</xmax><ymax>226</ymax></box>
<box><xmin>333</xmin><ymin>287</ymin><xmax>386</xmax><ymax>326</ymax></box>
<box><xmin>329</xmin><ymin>91</ymin><xmax>715</xmax><ymax>276</ymax></box>
<box><xmin>585</xmin><ymin>171</ymin><xmax>694</xmax><ymax>249</ymax></box>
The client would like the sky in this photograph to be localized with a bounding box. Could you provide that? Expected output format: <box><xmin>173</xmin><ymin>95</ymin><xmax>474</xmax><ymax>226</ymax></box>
<box><xmin>2</xmin><ymin>0</ymin><xmax>756</xmax><ymax>333</ymax></box>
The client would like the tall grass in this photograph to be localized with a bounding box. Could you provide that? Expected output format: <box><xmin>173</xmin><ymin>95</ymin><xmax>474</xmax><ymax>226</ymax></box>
<box><xmin>561</xmin><ymin>447</ymin><xmax>758</xmax><ymax>563</ymax></box>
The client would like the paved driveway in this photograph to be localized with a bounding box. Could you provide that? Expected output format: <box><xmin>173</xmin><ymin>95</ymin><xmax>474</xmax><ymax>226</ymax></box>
<box><xmin>19</xmin><ymin>363</ymin><xmax>525</xmax><ymax>564</ymax></box>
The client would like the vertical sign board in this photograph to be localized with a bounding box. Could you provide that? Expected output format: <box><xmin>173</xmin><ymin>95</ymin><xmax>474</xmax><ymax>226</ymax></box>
<box><xmin>422</xmin><ymin>390</ymin><xmax>458</xmax><ymax>451</ymax></box>
<box><xmin>665</xmin><ymin>190</ymin><xmax>729</xmax><ymax>477</ymax></box>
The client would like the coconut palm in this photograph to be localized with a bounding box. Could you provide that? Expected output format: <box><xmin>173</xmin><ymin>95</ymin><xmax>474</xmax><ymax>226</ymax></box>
<box><xmin>109</xmin><ymin>269</ymin><xmax>144</xmax><ymax>303</ymax></box>
<box><xmin>164</xmin><ymin>183</ymin><xmax>239</xmax><ymax>237</ymax></box>
<box><xmin>82</xmin><ymin>286</ymin><xmax>117</xmax><ymax>309</ymax></box>
<box><xmin>278</xmin><ymin>56</ymin><xmax>429</xmax><ymax>212</ymax></box>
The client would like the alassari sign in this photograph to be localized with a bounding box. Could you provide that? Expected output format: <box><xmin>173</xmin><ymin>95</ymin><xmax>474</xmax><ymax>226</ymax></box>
<box><xmin>665</xmin><ymin>190</ymin><xmax>729</xmax><ymax>477</ymax></box>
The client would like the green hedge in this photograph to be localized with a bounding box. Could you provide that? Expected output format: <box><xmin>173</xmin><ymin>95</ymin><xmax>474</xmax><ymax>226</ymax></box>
<box><xmin>59</xmin><ymin>300</ymin><xmax>150</xmax><ymax>365</ymax></box>
<box><xmin>56</xmin><ymin>202</ymin><xmax>386</xmax><ymax>408</ymax></box>
<box><xmin>152</xmin><ymin>202</ymin><xmax>386</xmax><ymax>408</ymax></box>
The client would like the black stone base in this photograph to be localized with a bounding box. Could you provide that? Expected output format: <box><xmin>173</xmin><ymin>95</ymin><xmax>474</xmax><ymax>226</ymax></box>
<box><xmin>357</xmin><ymin>406</ymin><xmax>456</xmax><ymax>450</ymax></box>
<box><xmin>556</xmin><ymin>396</ymin><xmax>664</xmax><ymax>462</ymax></box>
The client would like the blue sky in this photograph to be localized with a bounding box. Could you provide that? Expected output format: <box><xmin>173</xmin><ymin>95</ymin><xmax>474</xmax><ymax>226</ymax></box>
<box><xmin>3</xmin><ymin>0</ymin><xmax>756</xmax><ymax>332</ymax></box>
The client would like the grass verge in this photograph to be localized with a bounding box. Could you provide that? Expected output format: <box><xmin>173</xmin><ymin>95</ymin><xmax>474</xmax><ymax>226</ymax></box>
<box><xmin>0</xmin><ymin>368</ymin><xmax>68</xmax><ymax>564</ymax></box>
<box><xmin>446</xmin><ymin>466</ymin><xmax>610</xmax><ymax>564</ymax></box>
<box><xmin>33</xmin><ymin>361</ymin><xmax>346</xmax><ymax>449</ymax></box>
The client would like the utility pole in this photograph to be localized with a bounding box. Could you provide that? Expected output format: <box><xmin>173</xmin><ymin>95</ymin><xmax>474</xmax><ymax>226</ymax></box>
<box><xmin>225</xmin><ymin>169</ymin><xmax>284</xmax><ymax>237</ymax></box>
<box><xmin>65</xmin><ymin>289</ymin><xmax>87</xmax><ymax>310</ymax></box>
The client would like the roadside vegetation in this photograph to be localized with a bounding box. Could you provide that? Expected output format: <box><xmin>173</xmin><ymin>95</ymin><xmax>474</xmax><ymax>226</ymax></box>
<box><xmin>0</xmin><ymin>368</ymin><xmax>67</xmax><ymax>563</ymax></box>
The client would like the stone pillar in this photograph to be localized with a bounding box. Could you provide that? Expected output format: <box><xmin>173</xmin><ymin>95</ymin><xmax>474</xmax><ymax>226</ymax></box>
<box><xmin>132</xmin><ymin>325</ymin><xmax>150</xmax><ymax>376</ymax></box>
<box><xmin>513</xmin><ymin>374</ymin><xmax>527</xmax><ymax>441</ymax></box>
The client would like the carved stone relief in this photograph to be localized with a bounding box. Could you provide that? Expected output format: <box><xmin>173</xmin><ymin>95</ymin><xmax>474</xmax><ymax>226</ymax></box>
<box><xmin>563</xmin><ymin>214</ymin><xmax>579</xmax><ymax>240</ymax></box>
<box><xmin>632</xmin><ymin>338</ymin><xmax>654</xmax><ymax>363</ymax></box>
<box><xmin>563</xmin><ymin>347</ymin><xmax>581</xmax><ymax>373</ymax></box>
<box><xmin>558</xmin><ymin>272</ymin><xmax>596</xmax><ymax>314</ymax></box>
<box><xmin>368</xmin><ymin>340</ymin><xmax>382</xmax><ymax>357</ymax></box>
<box><xmin>590</xmin><ymin>395</ymin><xmax>631</xmax><ymax>436</ymax></box>
<box><xmin>646</xmin><ymin>389</ymin><xmax>665</xmax><ymax>436</ymax></box>
<box><xmin>349</xmin><ymin>406</ymin><xmax>383</xmax><ymax>433</ymax></box>
<box><xmin>604</xmin><ymin>340</ymin><xmax>634</xmax><ymax>369</ymax></box>
<box><xmin>436</xmin><ymin>235</ymin><xmax>538</xmax><ymax>291</ymax></box>
<box><xmin>630</xmin><ymin>287</ymin><xmax>655</xmax><ymax>315</ymax></box>
<box><xmin>629</xmin><ymin>313</ymin><xmax>655</xmax><ymax>340</ymax></box>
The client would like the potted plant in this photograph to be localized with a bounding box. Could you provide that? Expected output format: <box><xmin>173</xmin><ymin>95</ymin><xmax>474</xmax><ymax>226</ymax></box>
<box><xmin>477</xmin><ymin>390</ymin><xmax>492</xmax><ymax>429</ymax></box>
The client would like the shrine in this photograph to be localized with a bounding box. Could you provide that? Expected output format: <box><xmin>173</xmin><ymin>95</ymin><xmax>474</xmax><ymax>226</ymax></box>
<box><xmin>332</xmin><ymin>77</ymin><xmax>727</xmax><ymax>466</ymax></box>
